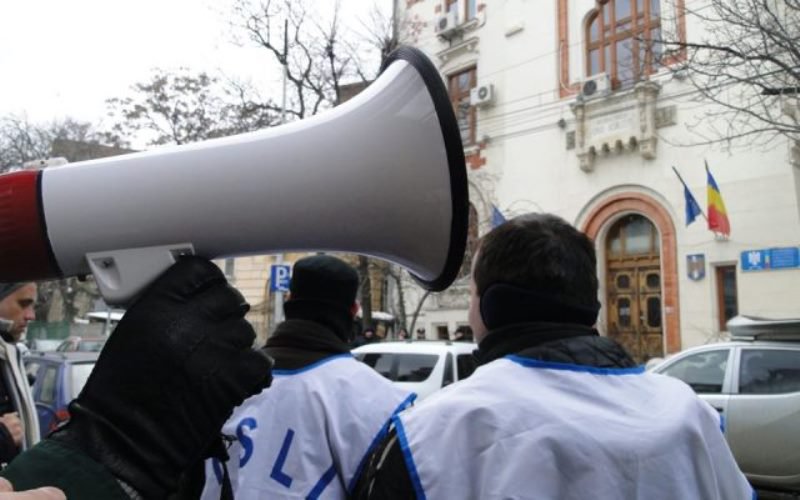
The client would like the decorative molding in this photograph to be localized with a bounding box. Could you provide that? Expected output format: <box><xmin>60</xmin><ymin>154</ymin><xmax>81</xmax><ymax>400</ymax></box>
<box><xmin>571</xmin><ymin>81</ymin><xmax>662</xmax><ymax>171</ymax></box>
<box><xmin>437</xmin><ymin>36</ymin><xmax>479</xmax><ymax>63</ymax></box>
<box><xmin>581</xmin><ymin>192</ymin><xmax>681</xmax><ymax>355</ymax></box>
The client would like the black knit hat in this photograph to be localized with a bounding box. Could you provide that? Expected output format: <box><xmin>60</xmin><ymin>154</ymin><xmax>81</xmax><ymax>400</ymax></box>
<box><xmin>286</xmin><ymin>255</ymin><xmax>358</xmax><ymax>312</ymax></box>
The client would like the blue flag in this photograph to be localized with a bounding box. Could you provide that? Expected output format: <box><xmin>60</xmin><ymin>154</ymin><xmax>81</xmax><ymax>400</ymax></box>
<box><xmin>684</xmin><ymin>185</ymin><xmax>702</xmax><ymax>226</ymax></box>
<box><xmin>491</xmin><ymin>205</ymin><xmax>507</xmax><ymax>228</ymax></box>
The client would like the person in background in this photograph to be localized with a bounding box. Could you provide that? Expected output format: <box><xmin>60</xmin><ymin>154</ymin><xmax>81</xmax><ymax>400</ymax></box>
<box><xmin>415</xmin><ymin>328</ymin><xmax>426</xmax><ymax>340</ymax></box>
<box><xmin>201</xmin><ymin>255</ymin><xmax>414</xmax><ymax>499</ymax></box>
<box><xmin>0</xmin><ymin>257</ymin><xmax>273</xmax><ymax>499</ymax></box>
<box><xmin>396</xmin><ymin>328</ymin><xmax>409</xmax><ymax>340</ymax></box>
<box><xmin>354</xmin><ymin>214</ymin><xmax>753</xmax><ymax>499</ymax></box>
<box><xmin>0</xmin><ymin>283</ymin><xmax>40</xmax><ymax>464</ymax></box>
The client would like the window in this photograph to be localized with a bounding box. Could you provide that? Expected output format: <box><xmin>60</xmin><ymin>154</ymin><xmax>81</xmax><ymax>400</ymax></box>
<box><xmin>606</xmin><ymin>215</ymin><xmax>659</xmax><ymax>257</ymax></box>
<box><xmin>436</xmin><ymin>325</ymin><xmax>450</xmax><ymax>340</ymax></box>
<box><xmin>224</xmin><ymin>258</ymin><xmax>235</xmax><ymax>278</ymax></box>
<box><xmin>449</xmin><ymin>67</ymin><xmax>476</xmax><ymax>146</ymax></box>
<box><xmin>356</xmin><ymin>353</ymin><xmax>439</xmax><ymax>382</ymax></box>
<box><xmin>395</xmin><ymin>354</ymin><xmax>438</xmax><ymax>382</ymax></box>
<box><xmin>442</xmin><ymin>353</ymin><xmax>455</xmax><ymax>387</ymax></box>
<box><xmin>586</xmin><ymin>0</ymin><xmax>662</xmax><ymax>88</ymax></box>
<box><xmin>457</xmin><ymin>354</ymin><xmax>478</xmax><ymax>380</ymax></box>
<box><xmin>445</xmin><ymin>0</ymin><xmax>477</xmax><ymax>21</ymax></box>
<box><xmin>39</xmin><ymin>366</ymin><xmax>59</xmax><ymax>405</ymax></box>
<box><xmin>715</xmin><ymin>265</ymin><xmax>738</xmax><ymax>331</ymax></box>
<box><xmin>358</xmin><ymin>353</ymin><xmax>394</xmax><ymax>379</ymax></box>
<box><xmin>70</xmin><ymin>363</ymin><xmax>96</xmax><ymax>400</ymax></box>
<box><xmin>739</xmin><ymin>349</ymin><xmax>800</xmax><ymax>395</ymax></box>
<box><xmin>660</xmin><ymin>349</ymin><xmax>729</xmax><ymax>394</ymax></box>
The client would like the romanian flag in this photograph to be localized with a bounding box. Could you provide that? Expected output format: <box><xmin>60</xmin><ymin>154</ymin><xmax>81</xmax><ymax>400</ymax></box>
<box><xmin>706</xmin><ymin>162</ymin><xmax>730</xmax><ymax>236</ymax></box>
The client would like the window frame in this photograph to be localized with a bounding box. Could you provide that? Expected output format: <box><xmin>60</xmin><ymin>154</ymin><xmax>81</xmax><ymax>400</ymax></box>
<box><xmin>658</xmin><ymin>348</ymin><xmax>733</xmax><ymax>395</ymax></box>
<box><xmin>585</xmin><ymin>0</ymin><xmax>662</xmax><ymax>88</ymax></box>
<box><xmin>448</xmin><ymin>66</ymin><xmax>477</xmax><ymax>146</ymax></box>
<box><xmin>444</xmin><ymin>0</ymin><xmax>477</xmax><ymax>22</ymax></box>
<box><xmin>736</xmin><ymin>347</ymin><xmax>800</xmax><ymax>396</ymax></box>
<box><xmin>715</xmin><ymin>264</ymin><xmax>739</xmax><ymax>332</ymax></box>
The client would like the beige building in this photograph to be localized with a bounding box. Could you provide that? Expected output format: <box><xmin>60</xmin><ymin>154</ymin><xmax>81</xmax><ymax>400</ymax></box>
<box><xmin>396</xmin><ymin>0</ymin><xmax>800</xmax><ymax>360</ymax></box>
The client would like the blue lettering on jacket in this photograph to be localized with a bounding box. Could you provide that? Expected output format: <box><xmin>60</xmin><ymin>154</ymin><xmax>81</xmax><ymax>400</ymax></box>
<box><xmin>237</xmin><ymin>417</ymin><xmax>257</xmax><ymax>467</ymax></box>
<box><xmin>307</xmin><ymin>463</ymin><xmax>338</xmax><ymax>500</ymax></box>
<box><xmin>270</xmin><ymin>428</ymin><xmax>295</xmax><ymax>488</ymax></box>
<box><xmin>211</xmin><ymin>458</ymin><xmax>223</xmax><ymax>484</ymax></box>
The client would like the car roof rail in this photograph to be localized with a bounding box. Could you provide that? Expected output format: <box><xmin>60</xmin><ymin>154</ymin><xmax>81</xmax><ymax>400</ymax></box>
<box><xmin>728</xmin><ymin>315</ymin><xmax>800</xmax><ymax>341</ymax></box>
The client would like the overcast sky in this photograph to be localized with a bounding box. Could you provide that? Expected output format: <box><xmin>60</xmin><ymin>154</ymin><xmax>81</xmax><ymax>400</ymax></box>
<box><xmin>0</xmin><ymin>0</ymin><xmax>387</xmax><ymax>128</ymax></box>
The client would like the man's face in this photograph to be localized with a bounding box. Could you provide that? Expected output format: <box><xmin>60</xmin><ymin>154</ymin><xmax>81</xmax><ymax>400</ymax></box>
<box><xmin>468</xmin><ymin>251</ymin><xmax>488</xmax><ymax>344</ymax></box>
<box><xmin>0</xmin><ymin>284</ymin><xmax>37</xmax><ymax>342</ymax></box>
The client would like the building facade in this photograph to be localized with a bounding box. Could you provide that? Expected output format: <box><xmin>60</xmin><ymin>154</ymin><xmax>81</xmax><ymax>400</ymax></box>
<box><xmin>397</xmin><ymin>0</ymin><xmax>800</xmax><ymax>360</ymax></box>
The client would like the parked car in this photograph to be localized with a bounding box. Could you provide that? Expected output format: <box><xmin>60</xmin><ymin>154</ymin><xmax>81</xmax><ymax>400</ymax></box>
<box><xmin>24</xmin><ymin>351</ymin><xmax>99</xmax><ymax>437</ymax></box>
<box><xmin>55</xmin><ymin>336</ymin><xmax>107</xmax><ymax>353</ymax></box>
<box><xmin>352</xmin><ymin>340</ymin><xmax>478</xmax><ymax>400</ymax></box>
<box><xmin>652</xmin><ymin>315</ymin><xmax>800</xmax><ymax>493</ymax></box>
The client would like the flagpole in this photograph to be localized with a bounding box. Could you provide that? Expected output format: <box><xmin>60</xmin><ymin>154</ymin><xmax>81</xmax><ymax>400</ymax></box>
<box><xmin>671</xmin><ymin>166</ymin><xmax>708</xmax><ymax>221</ymax></box>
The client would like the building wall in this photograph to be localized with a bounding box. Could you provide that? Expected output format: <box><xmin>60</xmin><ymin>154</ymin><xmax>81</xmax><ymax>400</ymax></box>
<box><xmin>398</xmin><ymin>0</ymin><xmax>800</xmax><ymax>353</ymax></box>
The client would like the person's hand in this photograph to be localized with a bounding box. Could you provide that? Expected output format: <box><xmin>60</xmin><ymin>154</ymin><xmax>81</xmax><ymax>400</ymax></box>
<box><xmin>0</xmin><ymin>478</ymin><xmax>64</xmax><ymax>500</ymax></box>
<box><xmin>49</xmin><ymin>256</ymin><xmax>273</xmax><ymax>499</ymax></box>
<box><xmin>0</xmin><ymin>414</ymin><xmax>22</xmax><ymax>447</ymax></box>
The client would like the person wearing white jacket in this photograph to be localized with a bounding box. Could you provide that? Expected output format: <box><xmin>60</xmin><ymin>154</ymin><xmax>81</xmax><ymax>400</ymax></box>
<box><xmin>0</xmin><ymin>282</ymin><xmax>40</xmax><ymax>465</ymax></box>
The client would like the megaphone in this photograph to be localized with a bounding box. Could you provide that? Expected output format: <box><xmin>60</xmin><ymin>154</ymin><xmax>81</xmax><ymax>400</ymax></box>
<box><xmin>0</xmin><ymin>47</ymin><xmax>468</xmax><ymax>305</ymax></box>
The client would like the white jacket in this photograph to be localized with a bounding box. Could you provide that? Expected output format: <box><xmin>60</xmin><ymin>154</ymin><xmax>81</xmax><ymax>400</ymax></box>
<box><xmin>394</xmin><ymin>356</ymin><xmax>753</xmax><ymax>500</ymax></box>
<box><xmin>202</xmin><ymin>354</ymin><xmax>414</xmax><ymax>500</ymax></box>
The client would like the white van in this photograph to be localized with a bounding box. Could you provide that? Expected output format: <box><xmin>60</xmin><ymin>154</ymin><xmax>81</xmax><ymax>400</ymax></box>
<box><xmin>352</xmin><ymin>341</ymin><xmax>478</xmax><ymax>400</ymax></box>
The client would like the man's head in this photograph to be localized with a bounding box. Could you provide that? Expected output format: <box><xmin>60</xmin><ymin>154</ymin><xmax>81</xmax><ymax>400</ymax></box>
<box><xmin>283</xmin><ymin>255</ymin><xmax>359</xmax><ymax>341</ymax></box>
<box><xmin>468</xmin><ymin>214</ymin><xmax>599</xmax><ymax>343</ymax></box>
<box><xmin>0</xmin><ymin>282</ymin><xmax>37</xmax><ymax>342</ymax></box>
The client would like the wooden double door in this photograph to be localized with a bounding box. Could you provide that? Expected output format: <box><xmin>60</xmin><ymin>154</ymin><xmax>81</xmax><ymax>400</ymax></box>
<box><xmin>605</xmin><ymin>215</ymin><xmax>664</xmax><ymax>363</ymax></box>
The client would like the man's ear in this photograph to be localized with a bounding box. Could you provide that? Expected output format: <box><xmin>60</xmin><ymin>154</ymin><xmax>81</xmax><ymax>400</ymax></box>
<box><xmin>349</xmin><ymin>302</ymin><xmax>360</xmax><ymax>319</ymax></box>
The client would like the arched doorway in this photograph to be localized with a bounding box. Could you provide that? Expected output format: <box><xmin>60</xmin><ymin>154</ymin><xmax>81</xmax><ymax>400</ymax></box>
<box><xmin>605</xmin><ymin>214</ymin><xmax>664</xmax><ymax>362</ymax></box>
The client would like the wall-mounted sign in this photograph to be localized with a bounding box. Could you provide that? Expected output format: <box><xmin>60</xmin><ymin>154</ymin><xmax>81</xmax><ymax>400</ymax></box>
<box><xmin>741</xmin><ymin>247</ymin><xmax>800</xmax><ymax>272</ymax></box>
<box><xmin>687</xmin><ymin>254</ymin><xmax>706</xmax><ymax>281</ymax></box>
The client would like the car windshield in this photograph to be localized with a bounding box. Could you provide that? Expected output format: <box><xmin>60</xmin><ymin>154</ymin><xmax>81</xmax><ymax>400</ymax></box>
<box><xmin>357</xmin><ymin>353</ymin><xmax>438</xmax><ymax>382</ymax></box>
<box><xmin>70</xmin><ymin>362</ymin><xmax>96</xmax><ymax>400</ymax></box>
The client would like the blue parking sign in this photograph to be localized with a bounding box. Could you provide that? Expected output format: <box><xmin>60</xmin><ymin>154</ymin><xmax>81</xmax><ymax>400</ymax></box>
<box><xmin>270</xmin><ymin>265</ymin><xmax>291</xmax><ymax>292</ymax></box>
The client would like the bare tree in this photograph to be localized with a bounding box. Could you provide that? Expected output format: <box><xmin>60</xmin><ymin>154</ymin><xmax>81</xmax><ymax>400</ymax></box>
<box><xmin>105</xmin><ymin>69</ymin><xmax>279</xmax><ymax>146</ymax></box>
<box><xmin>659</xmin><ymin>0</ymin><xmax>800</xmax><ymax>146</ymax></box>
<box><xmin>230</xmin><ymin>0</ymin><xmax>370</xmax><ymax>119</ymax></box>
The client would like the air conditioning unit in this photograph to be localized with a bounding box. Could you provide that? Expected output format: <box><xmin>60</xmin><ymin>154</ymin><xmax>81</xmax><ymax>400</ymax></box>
<box><xmin>435</xmin><ymin>11</ymin><xmax>460</xmax><ymax>40</ymax></box>
<box><xmin>470</xmin><ymin>83</ymin><xmax>495</xmax><ymax>107</ymax></box>
<box><xmin>581</xmin><ymin>73</ymin><xmax>612</xmax><ymax>99</ymax></box>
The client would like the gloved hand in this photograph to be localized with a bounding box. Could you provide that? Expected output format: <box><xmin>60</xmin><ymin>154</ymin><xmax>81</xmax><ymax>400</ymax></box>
<box><xmin>49</xmin><ymin>256</ymin><xmax>273</xmax><ymax>499</ymax></box>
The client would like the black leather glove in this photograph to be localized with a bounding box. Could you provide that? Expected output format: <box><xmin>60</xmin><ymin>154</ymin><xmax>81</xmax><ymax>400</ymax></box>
<box><xmin>49</xmin><ymin>256</ymin><xmax>273</xmax><ymax>499</ymax></box>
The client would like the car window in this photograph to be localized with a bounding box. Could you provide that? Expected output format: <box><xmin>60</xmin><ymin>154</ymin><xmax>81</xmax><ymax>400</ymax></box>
<box><xmin>358</xmin><ymin>353</ymin><xmax>394</xmax><ymax>379</ymax></box>
<box><xmin>79</xmin><ymin>341</ymin><xmax>105</xmax><ymax>352</ymax></box>
<box><xmin>457</xmin><ymin>354</ymin><xmax>478</xmax><ymax>380</ymax></box>
<box><xmin>442</xmin><ymin>353</ymin><xmax>454</xmax><ymax>387</ymax></box>
<box><xmin>39</xmin><ymin>366</ymin><xmax>59</xmax><ymax>405</ymax></box>
<box><xmin>25</xmin><ymin>362</ymin><xmax>40</xmax><ymax>381</ymax></box>
<box><xmin>395</xmin><ymin>354</ymin><xmax>437</xmax><ymax>382</ymax></box>
<box><xmin>739</xmin><ymin>349</ymin><xmax>800</xmax><ymax>395</ymax></box>
<box><xmin>660</xmin><ymin>349</ymin><xmax>729</xmax><ymax>394</ymax></box>
<box><xmin>70</xmin><ymin>363</ymin><xmax>96</xmax><ymax>400</ymax></box>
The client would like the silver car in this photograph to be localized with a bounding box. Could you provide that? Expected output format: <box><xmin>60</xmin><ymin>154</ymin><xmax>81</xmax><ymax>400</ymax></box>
<box><xmin>653</xmin><ymin>316</ymin><xmax>800</xmax><ymax>494</ymax></box>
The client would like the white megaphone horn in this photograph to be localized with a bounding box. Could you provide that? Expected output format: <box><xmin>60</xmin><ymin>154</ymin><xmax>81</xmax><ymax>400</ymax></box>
<box><xmin>0</xmin><ymin>47</ymin><xmax>468</xmax><ymax>305</ymax></box>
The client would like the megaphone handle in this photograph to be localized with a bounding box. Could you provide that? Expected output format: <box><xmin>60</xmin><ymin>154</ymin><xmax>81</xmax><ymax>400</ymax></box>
<box><xmin>86</xmin><ymin>243</ymin><xmax>195</xmax><ymax>306</ymax></box>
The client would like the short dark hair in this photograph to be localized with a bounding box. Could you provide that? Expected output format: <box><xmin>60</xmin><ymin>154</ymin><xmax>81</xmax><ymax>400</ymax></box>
<box><xmin>473</xmin><ymin>213</ymin><xmax>598</xmax><ymax>309</ymax></box>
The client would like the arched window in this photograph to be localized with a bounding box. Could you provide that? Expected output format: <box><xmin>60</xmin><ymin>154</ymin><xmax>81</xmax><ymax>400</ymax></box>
<box><xmin>586</xmin><ymin>0</ymin><xmax>662</xmax><ymax>89</ymax></box>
